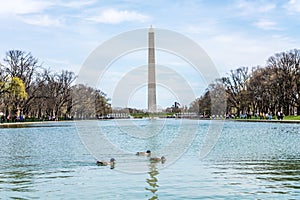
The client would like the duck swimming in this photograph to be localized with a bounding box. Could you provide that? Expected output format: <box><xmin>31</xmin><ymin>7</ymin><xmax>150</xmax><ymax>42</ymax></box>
<box><xmin>96</xmin><ymin>158</ymin><xmax>116</xmax><ymax>168</ymax></box>
<box><xmin>136</xmin><ymin>150</ymin><xmax>151</xmax><ymax>156</ymax></box>
<box><xmin>150</xmin><ymin>156</ymin><xmax>166</xmax><ymax>163</ymax></box>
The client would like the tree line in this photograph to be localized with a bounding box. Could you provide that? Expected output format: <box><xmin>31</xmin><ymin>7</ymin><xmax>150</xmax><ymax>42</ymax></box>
<box><xmin>189</xmin><ymin>49</ymin><xmax>300</xmax><ymax>118</ymax></box>
<box><xmin>2</xmin><ymin>49</ymin><xmax>299</xmax><ymax>121</ymax></box>
<box><xmin>0</xmin><ymin>50</ymin><xmax>111</xmax><ymax>122</ymax></box>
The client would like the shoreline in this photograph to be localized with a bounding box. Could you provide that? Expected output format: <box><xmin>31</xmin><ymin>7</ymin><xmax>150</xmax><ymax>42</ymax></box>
<box><xmin>231</xmin><ymin>119</ymin><xmax>300</xmax><ymax>124</ymax></box>
<box><xmin>0</xmin><ymin>120</ymin><xmax>73</xmax><ymax>128</ymax></box>
<box><xmin>1</xmin><ymin>118</ymin><xmax>300</xmax><ymax>128</ymax></box>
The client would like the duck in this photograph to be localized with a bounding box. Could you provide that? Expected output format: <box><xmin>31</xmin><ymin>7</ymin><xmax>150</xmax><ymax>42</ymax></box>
<box><xmin>96</xmin><ymin>158</ymin><xmax>116</xmax><ymax>167</ymax></box>
<box><xmin>136</xmin><ymin>150</ymin><xmax>151</xmax><ymax>156</ymax></box>
<box><xmin>150</xmin><ymin>156</ymin><xmax>166</xmax><ymax>163</ymax></box>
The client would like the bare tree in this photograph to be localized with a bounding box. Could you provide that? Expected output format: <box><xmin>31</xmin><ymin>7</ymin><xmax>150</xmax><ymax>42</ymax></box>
<box><xmin>71</xmin><ymin>84</ymin><xmax>111</xmax><ymax>119</ymax></box>
<box><xmin>41</xmin><ymin>70</ymin><xmax>76</xmax><ymax>119</ymax></box>
<box><xmin>2</xmin><ymin>50</ymin><xmax>42</xmax><ymax>117</ymax></box>
<box><xmin>267</xmin><ymin>49</ymin><xmax>299</xmax><ymax>115</ymax></box>
<box><xmin>221</xmin><ymin>67</ymin><xmax>250</xmax><ymax>115</ymax></box>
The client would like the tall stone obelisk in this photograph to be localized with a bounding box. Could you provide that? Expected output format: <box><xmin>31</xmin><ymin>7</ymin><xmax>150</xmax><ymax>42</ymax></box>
<box><xmin>148</xmin><ymin>25</ymin><xmax>157</xmax><ymax>113</ymax></box>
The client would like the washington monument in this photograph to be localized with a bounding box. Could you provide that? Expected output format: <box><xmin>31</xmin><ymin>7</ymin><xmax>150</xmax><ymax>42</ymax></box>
<box><xmin>148</xmin><ymin>25</ymin><xmax>157</xmax><ymax>113</ymax></box>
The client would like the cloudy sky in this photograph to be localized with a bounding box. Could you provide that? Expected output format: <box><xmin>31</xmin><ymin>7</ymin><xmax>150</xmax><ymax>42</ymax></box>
<box><xmin>0</xmin><ymin>0</ymin><xmax>300</xmax><ymax>109</ymax></box>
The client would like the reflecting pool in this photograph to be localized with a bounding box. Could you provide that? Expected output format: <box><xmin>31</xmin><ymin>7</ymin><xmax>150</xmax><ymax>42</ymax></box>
<box><xmin>0</xmin><ymin>119</ymin><xmax>299</xmax><ymax>199</ymax></box>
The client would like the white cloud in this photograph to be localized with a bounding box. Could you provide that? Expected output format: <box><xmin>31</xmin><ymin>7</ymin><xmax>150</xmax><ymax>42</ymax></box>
<box><xmin>199</xmin><ymin>31</ymin><xmax>299</xmax><ymax>76</ymax></box>
<box><xmin>60</xmin><ymin>0</ymin><xmax>96</xmax><ymax>9</ymax></box>
<box><xmin>253</xmin><ymin>19</ymin><xmax>279</xmax><ymax>30</ymax></box>
<box><xmin>0</xmin><ymin>0</ymin><xmax>96</xmax><ymax>16</ymax></box>
<box><xmin>0</xmin><ymin>0</ymin><xmax>95</xmax><ymax>27</ymax></box>
<box><xmin>87</xmin><ymin>9</ymin><xmax>150</xmax><ymax>24</ymax></box>
<box><xmin>235</xmin><ymin>0</ymin><xmax>276</xmax><ymax>15</ymax></box>
<box><xmin>285</xmin><ymin>0</ymin><xmax>300</xmax><ymax>13</ymax></box>
<box><xmin>20</xmin><ymin>15</ymin><xmax>62</xmax><ymax>27</ymax></box>
<box><xmin>0</xmin><ymin>0</ymin><xmax>51</xmax><ymax>15</ymax></box>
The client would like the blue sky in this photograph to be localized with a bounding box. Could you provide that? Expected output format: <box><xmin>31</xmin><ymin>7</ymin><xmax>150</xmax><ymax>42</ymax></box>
<box><xmin>1</xmin><ymin>0</ymin><xmax>300</xmax><ymax>109</ymax></box>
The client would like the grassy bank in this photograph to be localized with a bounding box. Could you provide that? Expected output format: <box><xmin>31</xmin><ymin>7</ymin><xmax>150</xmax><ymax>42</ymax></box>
<box><xmin>130</xmin><ymin>113</ymin><xmax>175</xmax><ymax>118</ymax></box>
<box><xmin>282</xmin><ymin>115</ymin><xmax>300</xmax><ymax>120</ymax></box>
<box><xmin>232</xmin><ymin>115</ymin><xmax>300</xmax><ymax>124</ymax></box>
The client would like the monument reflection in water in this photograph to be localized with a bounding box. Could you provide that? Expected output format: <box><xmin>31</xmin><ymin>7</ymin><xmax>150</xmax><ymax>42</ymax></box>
<box><xmin>145</xmin><ymin>163</ymin><xmax>159</xmax><ymax>200</ymax></box>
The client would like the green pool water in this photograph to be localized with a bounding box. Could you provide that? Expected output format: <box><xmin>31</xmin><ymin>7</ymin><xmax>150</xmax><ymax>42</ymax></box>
<box><xmin>0</xmin><ymin>119</ymin><xmax>299</xmax><ymax>199</ymax></box>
